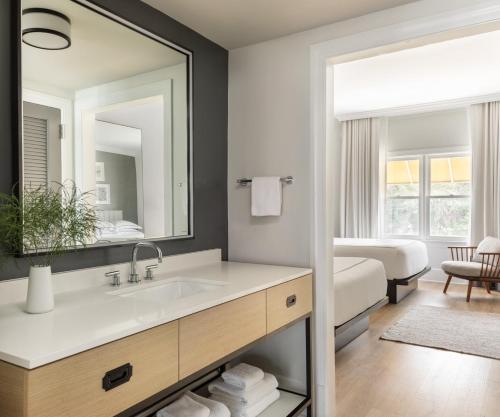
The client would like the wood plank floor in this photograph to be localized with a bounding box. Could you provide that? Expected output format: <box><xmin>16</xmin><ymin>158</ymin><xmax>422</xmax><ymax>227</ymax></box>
<box><xmin>335</xmin><ymin>281</ymin><xmax>500</xmax><ymax>417</ymax></box>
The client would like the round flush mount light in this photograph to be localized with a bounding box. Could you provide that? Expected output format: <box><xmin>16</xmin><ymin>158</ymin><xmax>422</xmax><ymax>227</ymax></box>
<box><xmin>22</xmin><ymin>8</ymin><xmax>71</xmax><ymax>50</ymax></box>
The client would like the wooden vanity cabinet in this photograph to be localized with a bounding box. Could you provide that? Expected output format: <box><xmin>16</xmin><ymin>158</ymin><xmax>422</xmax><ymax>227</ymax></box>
<box><xmin>267</xmin><ymin>275</ymin><xmax>313</xmax><ymax>333</ymax></box>
<box><xmin>0</xmin><ymin>275</ymin><xmax>313</xmax><ymax>417</ymax></box>
<box><xmin>0</xmin><ymin>322</ymin><xmax>179</xmax><ymax>417</ymax></box>
<box><xmin>178</xmin><ymin>290</ymin><xmax>267</xmax><ymax>379</ymax></box>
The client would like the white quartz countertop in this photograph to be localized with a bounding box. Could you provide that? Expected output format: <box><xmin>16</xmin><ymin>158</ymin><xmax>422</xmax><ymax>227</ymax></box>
<box><xmin>0</xmin><ymin>261</ymin><xmax>312</xmax><ymax>369</ymax></box>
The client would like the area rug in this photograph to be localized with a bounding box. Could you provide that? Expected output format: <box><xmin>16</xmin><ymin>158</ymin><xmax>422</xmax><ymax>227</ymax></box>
<box><xmin>381</xmin><ymin>305</ymin><xmax>500</xmax><ymax>360</ymax></box>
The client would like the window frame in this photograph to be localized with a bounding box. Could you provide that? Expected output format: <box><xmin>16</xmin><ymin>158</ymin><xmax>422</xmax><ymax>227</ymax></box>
<box><xmin>383</xmin><ymin>149</ymin><xmax>471</xmax><ymax>242</ymax></box>
<box><xmin>384</xmin><ymin>154</ymin><xmax>424</xmax><ymax>239</ymax></box>
<box><xmin>424</xmin><ymin>151</ymin><xmax>471</xmax><ymax>242</ymax></box>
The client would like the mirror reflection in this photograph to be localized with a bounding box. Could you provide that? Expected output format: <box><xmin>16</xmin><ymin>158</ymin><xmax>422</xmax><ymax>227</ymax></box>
<box><xmin>21</xmin><ymin>0</ymin><xmax>192</xmax><ymax>247</ymax></box>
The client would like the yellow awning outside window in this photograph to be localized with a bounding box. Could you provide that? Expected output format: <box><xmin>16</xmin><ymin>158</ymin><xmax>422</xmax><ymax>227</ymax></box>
<box><xmin>430</xmin><ymin>156</ymin><xmax>470</xmax><ymax>183</ymax></box>
<box><xmin>386</xmin><ymin>160</ymin><xmax>419</xmax><ymax>184</ymax></box>
<box><xmin>387</xmin><ymin>156</ymin><xmax>470</xmax><ymax>185</ymax></box>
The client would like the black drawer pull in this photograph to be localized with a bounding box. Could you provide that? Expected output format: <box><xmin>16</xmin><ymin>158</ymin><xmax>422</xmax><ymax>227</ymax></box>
<box><xmin>286</xmin><ymin>294</ymin><xmax>297</xmax><ymax>308</ymax></box>
<box><xmin>102</xmin><ymin>363</ymin><xmax>133</xmax><ymax>391</ymax></box>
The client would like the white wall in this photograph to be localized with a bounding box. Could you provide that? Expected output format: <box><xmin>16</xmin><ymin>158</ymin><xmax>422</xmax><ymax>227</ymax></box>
<box><xmin>228</xmin><ymin>0</ymin><xmax>485</xmax><ymax>266</ymax></box>
<box><xmin>388</xmin><ymin>108</ymin><xmax>470</xmax><ymax>152</ymax></box>
<box><xmin>227</xmin><ymin>1</ymin><xmax>490</xmax><ymax>413</ymax></box>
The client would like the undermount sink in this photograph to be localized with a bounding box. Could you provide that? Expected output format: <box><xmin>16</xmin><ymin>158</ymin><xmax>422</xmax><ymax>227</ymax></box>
<box><xmin>107</xmin><ymin>277</ymin><xmax>228</xmax><ymax>304</ymax></box>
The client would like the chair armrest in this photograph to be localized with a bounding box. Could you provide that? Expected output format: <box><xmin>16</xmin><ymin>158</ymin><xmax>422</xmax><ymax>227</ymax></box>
<box><xmin>448</xmin><ymin>246</ymin><xmax>477</xmax><ymax>261</ymax></box>
<box><xmin>477</xmin><ymin>253</ymin><xmax>500</xmax><ymax>279</ymax></box>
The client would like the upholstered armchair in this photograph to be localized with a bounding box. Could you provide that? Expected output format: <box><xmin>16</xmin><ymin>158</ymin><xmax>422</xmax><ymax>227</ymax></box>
<box><xmin>441</xmin><ymin>237</ymin><xmax>500</xmax><ymax>302</ymax></box>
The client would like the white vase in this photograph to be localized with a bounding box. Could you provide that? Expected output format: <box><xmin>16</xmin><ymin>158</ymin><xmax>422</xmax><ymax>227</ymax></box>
<box><xmin>26</xmin><ymin>265</ymin><xmax>54</xmax><ymax>314</ymax></box>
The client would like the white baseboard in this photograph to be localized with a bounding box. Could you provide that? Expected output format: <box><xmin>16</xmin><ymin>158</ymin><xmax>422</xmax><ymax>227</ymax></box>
<box><xmin>420</xmin><ymin>268</ymin><xmax>466</xmax><ymax>285</ymax></box>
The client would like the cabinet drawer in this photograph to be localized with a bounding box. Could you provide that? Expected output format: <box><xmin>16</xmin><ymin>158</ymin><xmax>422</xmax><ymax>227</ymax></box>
<box><xmin>267</xmin><ymin>275</ymin><xmax>313</xmax><ymax>333</ymax></box>
<box><xmin>179</xmin><ymin>291</ymin><xmax>266</xmax><ymax>379</ymax></box>
<box><xmin>25</xmin><ymin>321</ymin><xmax>179</xmax><ymax>417</ymax></box>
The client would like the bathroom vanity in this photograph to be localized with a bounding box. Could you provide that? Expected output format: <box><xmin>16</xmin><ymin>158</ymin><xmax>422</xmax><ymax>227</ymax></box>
<box><xmin>0</xmin><ymin>251</ymin><xmax>313</xmax><ymax>417</ymax></box>
<box><xmin>2</xmin><ymin>0</ymin><xmax>313</xmax><ymax>415</ymax></box>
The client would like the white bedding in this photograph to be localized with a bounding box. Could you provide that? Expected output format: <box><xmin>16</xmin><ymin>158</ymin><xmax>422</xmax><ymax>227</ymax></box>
<box><xmin>96</xmin><ymin>218</ymin><xmax>145</xmax><ymax>243</ymax></box>
<box><xmin>334</xmin><ymin>238</ymin><xmax>429</xmax><ymax>280</ymax></box>
<box><xmin>97</xmin><ymin>230</ymin><xmax>145</xmax><ymax>242</ymax></box>
<box><xmin>334</xmin><ymin>257</ymin><xmax>387</xmax><ymax>327</ymax></box>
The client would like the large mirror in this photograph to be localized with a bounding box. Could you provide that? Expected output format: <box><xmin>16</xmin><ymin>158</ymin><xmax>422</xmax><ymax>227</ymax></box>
<box><xmin>20</xmin><ymin>0</ymin><xmax>193</xmax><ymax>247</ymax></box>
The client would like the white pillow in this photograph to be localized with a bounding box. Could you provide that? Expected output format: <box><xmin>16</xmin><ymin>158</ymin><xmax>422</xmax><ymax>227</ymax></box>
<box><xmin>473</xmin><ymin>236</ymin><xmax>500</xmax><ymax>263</ymax></box>
<box><xmin>114</xmin><ymin>220</ymin><xmax>142</xmax><ymax>231</ymax></box>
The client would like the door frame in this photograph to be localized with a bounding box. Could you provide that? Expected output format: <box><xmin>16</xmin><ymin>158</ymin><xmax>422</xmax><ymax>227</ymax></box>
<box><xmin>309</xmin><ymin>2</ymin><xmax>500</xmax><ymax>416</ymax></box>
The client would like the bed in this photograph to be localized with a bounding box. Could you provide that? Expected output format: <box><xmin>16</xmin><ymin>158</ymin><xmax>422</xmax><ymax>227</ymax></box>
<box><xmin>334</xmin><ymin>257</ymin><xmax>388</xmax><ymax>351</ymax></box>
<box><xmin>334</xmin><ymin>238</ymin><xmax>430</xmax><ymax>303</ymax></box>
<box><xmin>97</xmin><ymin>229</ymin><xmax>145</xmax><ymax>242</ymax></box>
<box><xmin>95</xmin><ymin>210</ymin><xmax>145</xmax><ymax>243</ymax></box>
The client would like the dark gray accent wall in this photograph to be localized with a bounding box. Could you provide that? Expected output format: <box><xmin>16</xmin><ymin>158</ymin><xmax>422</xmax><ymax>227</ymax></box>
<box><xmin>0</xmin><ymin>0</ymin><xmax>228</xmax><ymax>280</ymax></box>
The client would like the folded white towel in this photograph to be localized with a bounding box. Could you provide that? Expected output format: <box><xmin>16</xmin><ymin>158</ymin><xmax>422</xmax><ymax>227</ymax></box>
<box><xmin>251</xmin><ymin>177</ymin><xmax>282</xmax><ymax>216</ymax></box>
<box><xmin>186</xmin><ymin>392</ymin><xmax>230</xmax><ymax>417</ymax></box>
<box><xmin>208</xmin><ymin>373</ymin><xmax>278</xmax><ymax>405</ymax></box>
<box><xmin>156</xmin><ymin>395</ymin><xmax>210</xmax><ymax>417</ymax></box>
<box><xmin>215</xmin><ymin>389</ymin><xmax>280</xmax><ymax>417</ymax></box>
<box><xmin>221</xmin><ymin>363</ymin><xmax>265</xmax><ymax>390</ymax></box>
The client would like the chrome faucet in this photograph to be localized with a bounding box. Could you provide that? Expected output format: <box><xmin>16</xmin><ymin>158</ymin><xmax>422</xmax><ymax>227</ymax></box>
<box><xmin>129</xmin><ymin>242</ymin><xmax>163</xmax><ymax>283</ymax></box>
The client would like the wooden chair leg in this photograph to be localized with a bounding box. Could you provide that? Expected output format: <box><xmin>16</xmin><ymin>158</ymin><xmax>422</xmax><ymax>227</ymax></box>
<box><xmin>443</xmin><ymin>275</ymin><xmax>453</xmax><ymax>294</ymax></box>
<box><xmin>466</xmin><ymin>281</ymin><xmax>473</xmax><ymax>302</ymax></box>
<box><xmin>484</xmin><ymin>281</ymin><xmax>492</xmax><ymax>294</ymax></box>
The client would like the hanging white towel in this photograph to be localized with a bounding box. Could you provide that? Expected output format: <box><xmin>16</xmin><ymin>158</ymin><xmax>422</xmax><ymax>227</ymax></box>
<box><xmin>215</xmin><ymin>389</ymin><xmax>280</xmax><ymax>417</ymax></box>
<box><xmin>156</xmin><ymin>395</ymin><xmax>210</xmax><ymax>417</ymax></box>
<box><xmin>221</xmin><ymin>363</ymin><xmax>265</xmax><ymax>390</ymax></box>
<box><xmin>208</xmin><ymin>373</ymin><xmax>278</xmax><ymax>405</ymax></box>
<box><xmin>186</xmin><ymin>392</ymin><xmax>231</xmax><ymax>417</ymax></box>
<box><xmin>251</xmin><ymin>177</ymin><xmax>282</xmax><ymax>216</ymax></box>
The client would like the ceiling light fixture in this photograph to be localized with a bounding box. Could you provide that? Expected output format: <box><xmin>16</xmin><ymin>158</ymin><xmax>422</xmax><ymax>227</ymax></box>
<box><xmin>22</xmin><ymin>8</ymin><xmax>71</xmax><ymax>50</ymax></box>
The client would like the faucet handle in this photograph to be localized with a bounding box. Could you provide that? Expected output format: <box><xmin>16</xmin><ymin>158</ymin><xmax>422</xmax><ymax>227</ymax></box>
<box><xmin>105</xmin><ymin>270</ymin><xmax>121</xmax><ymax>287</ymax></box>
<box><xmin>145</xmin><ymin>264</ymin><xmax>158</xmax><ymax>280</ymax></box>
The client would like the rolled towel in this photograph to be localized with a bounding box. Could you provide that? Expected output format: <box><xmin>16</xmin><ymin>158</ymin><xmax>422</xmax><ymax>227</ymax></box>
<box><xmin>221</xmin><ymin>363</ymin><xmax>264</xmax><ymax>390</ymax></box>
<box><xmin>186</xmin><ymin>391</ymin><xmax>230</xmax><ymax>417</ymax></box>
<box><xmin>156</xmin><ymin>395</ymin><xmax>210</xmax><ymax>417</ymax></box>
<box><xmin>208</xmin><ymin>373</ymin><xmax>278</xmax><ymax>405</ymax></box>
<box><xmin>216</xmin><ymin>389</ymin><xmax>280</xmax><ymax>417</ymax></box>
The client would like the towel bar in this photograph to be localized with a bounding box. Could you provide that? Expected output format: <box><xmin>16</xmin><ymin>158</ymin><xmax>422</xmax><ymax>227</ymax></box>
<box><xmin>237</xmin><ymin>176</ymin><xmax>294</xmax><ymax>186</ymax></box>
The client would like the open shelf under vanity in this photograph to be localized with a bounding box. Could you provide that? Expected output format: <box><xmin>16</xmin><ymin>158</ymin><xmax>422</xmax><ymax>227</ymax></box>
<box><xmin>128</xmin><ymin>313</ymin><xmax>312</xmax><ymax>417</ymax></box>
<box><xmin>136</xmin><ymin>373</ymin><xmax>310</xmax><ymax>417</ymax></box>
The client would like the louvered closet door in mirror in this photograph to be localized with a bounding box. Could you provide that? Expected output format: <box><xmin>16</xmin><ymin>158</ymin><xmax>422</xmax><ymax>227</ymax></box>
<box><xmin>23</xmin><ymin>102</ymin><xmax>62</xmax><ymax>189</ymax></box>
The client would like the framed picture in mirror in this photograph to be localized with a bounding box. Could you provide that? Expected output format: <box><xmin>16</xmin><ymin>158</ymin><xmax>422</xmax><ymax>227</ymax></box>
<box><xmin>95</xmin><ymin>184</ymin><xmax>110</xmax><ymax>205</ymax></box>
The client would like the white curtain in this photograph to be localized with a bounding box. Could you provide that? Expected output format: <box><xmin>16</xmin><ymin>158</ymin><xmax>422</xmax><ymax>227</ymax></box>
<box><xmin>470</xmin><ymin>101</ymin><xmax>500</xmax><ymax>244</ymax></box>
<box><xmin>339</xmin><ymin>117</ymin><xmax>387</xmax><ymax>238</ymax></box>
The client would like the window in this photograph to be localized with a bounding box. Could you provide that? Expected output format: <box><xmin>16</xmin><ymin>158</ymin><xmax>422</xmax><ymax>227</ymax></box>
<box><xmin>385</xmin><ymin>158</ymin><xmax>420</xmax><ymax>236</ymax></box>
<box><xmin>384</xmin><ymin>153</ymin><xmax>471</xmax><ymax>240</ymax></box>
<box><xmin>427</xmin><ymin>155</ymin><xmax>471</xmax><ymax>238</ymax></box>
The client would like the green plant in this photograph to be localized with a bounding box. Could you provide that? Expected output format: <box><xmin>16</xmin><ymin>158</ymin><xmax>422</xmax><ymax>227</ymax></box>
<box><xmin>0</xmin><ymin>182</ymin><xmax>97</xmax><ymax>266</ymax></box>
